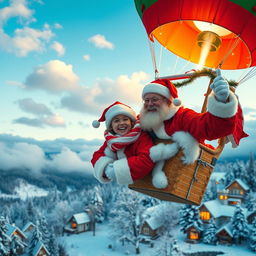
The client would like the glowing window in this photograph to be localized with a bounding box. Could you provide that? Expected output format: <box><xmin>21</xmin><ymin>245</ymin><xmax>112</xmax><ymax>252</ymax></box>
<box><xmin>200</xmin><ymin>211</ymin><xmax>210</xmax><ymax>220</ymax></box>
<box><xmin>219</xmin><ymin>195</ymin><xmax>228</xmax><ymax>200</ymax></box>
<box><xmin>71</xmin><ymin>222</ymin><xmax>77</xmax><ymax>229</ymax></box>
<box><xmin>190</xmin><ymin>231</ymin><xmax>199</xmax><ymax>240</ymax></box>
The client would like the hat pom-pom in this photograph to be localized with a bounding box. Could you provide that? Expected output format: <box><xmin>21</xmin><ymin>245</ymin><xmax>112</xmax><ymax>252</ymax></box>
<box><xmin>173</xmin><ymin>98</ymin><xmax>181</xmax><ymax>106</ymax></box>
<box><xmin>92</xmin><ymin>120</ymin><xmax>100</xmax><ymax>128</ymax></box>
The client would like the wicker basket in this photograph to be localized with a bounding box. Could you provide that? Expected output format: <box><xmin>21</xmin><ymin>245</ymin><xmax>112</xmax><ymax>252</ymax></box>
<box><xmin>128</xmin><ymin>137</ymin><xmax>225</xmax><ymax>205</ymax></box>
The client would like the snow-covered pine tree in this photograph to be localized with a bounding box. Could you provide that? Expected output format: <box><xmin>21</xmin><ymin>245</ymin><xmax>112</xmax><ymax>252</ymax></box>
<box><xmin>109</xmin><ymin>187</ymin><xmax>146</xmax><ymax>254</ymax></box>
<box><xmin>26</xmin><ymin>199</ymin><xmax>38</xmax><ymax>224</ymax></box>
<box><xmin>0</xmin><ymin>216</ymin><xmax>10</xmax><ymax>256</ymax></box>
<box><xmin>89</xmin><ymin>186</ymin><xmax>104</xmax><ymax>223</ymax></box>
<box><xmin>28</xmin><ymin>223</ymin><xmax>43</xmax><ymax>256</ymax></box>
<box><xmin>48</xmin><ymin>228</ymin><xmax>59</xmax><ymax>256</ymax></box>
<box><xmin>179</xmin><ymin>205</ymin><xmax>202</xmax><ymax>233</ymax></box>
<box><xmin>38</xmin><ymin>215</ymin><xmax>50</xmax><ymax>250</ymax></box>
<box><xmin>245</xmin><ymin>191</ymin><xmax>256</xmax><ymax>212</ymax></box>
<box><xmin>231</xmin><ymin>205</ymin><xmax>249</xmax><ymax>244</ymax></box>
<box><xmin>203</xmin><ymin>218</ymin><xmax>217</xmax><ymax>245</ymax></box>
<box><xmin>224</xmin><ymin>162</ymin><xmax>235</xmax><ymax>187</ymax></box>
<box><xmin>247</xmin><ymin>153</ymin><xmax>256</xmax><ymax>192</ymax></box>
<box><xmin>249</xmin><ymin>217</ymin><xmax>256</xmax><ymax>252</ymax></box>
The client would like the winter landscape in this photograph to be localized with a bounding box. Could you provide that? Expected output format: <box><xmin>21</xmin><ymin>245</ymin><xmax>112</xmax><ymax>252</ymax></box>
<box><xmin>1</xmin><ymin>0</ymin><xmax>256</xmax><ymax>256</ymax></box>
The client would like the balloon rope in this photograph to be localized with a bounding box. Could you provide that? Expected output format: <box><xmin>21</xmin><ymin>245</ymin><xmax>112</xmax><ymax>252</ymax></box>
<box><xmin>173</xmin><ymin>55</ymin><xmax>179</xmax><ymax>75</ymax></box>
<box><xmin>216</xmin><ymin>36</ymin><xmax>240</xmax><ymax>69</ymax></box>
<box><xmin>148</xmin><ymin>38</ymin><xmax>159</xmax><ymax>79</ymax></box>
<box><xmin>158</xmin><ymin>45</ymin><xmax>163</xmax><ymax>76</ymax></box>
<box><xmin>238</xmin><ymin>67</ymin><xmax>256</xmax><ymax>85</ymax></box>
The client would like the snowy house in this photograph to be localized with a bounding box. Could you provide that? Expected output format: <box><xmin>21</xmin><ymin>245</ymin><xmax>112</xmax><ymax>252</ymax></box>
<box><xmin>225</xmin><ymin>179</ymin><xmax>249</xmax><ymax>203</ymax></box>
<box><xmin>141</xmin><ymin>216</ymin><xmax>163</xmax><ymax>239</ymax></box>
<box><xmin>32</xmin><ymin>241</ymin><xmax>50</xmax><ymax>256</ymax></box>
<box><xmin>64</xmin><ymin>212</ymin><xmax>92</xmax><ymax>234</ymax></box>
<box><xmin>185</xmin><ymin>224</ymin><xmax>203</xmax><ymax>243</ymax></box>
<box><xmin>199</xmin><ymin>199</ymin><xmax>240</xmax><ymax>227</ymax></box>
<box><xmin>6</xmin><ymin>223</ymin><xmax>27</xmax><ymax>241</ymax></box>
<box><xmin>140</xmin><ymin>204</ymin><xmax>165</xmax><ymax>239</ymax></box>
<box><xmin>6</xmin><ymin>223</ymin><xmax>27</xmax><ymax>254</ymax></box>
<box><xmin>215</xmin><ymin>223</ymin><xmax>233</xmax><ymax>245</ymax></box>
<box><xmin>22</xmin><ymin>222</ymin><xmax>36</xmax><ymax>233</ymax></box>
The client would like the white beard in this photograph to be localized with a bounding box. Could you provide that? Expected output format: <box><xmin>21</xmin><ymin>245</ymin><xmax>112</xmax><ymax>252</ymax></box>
<box><xmin>140</xmin><ymin>103</ymin><xmax>171</xmax><ymax>131</ymax></box>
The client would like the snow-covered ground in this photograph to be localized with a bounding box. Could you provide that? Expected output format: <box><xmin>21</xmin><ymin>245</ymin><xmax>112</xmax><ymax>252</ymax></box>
<box><xmin>61</xmin><ymin>223</ymin><xmax>256</xmax><ymax>256</ymax></box>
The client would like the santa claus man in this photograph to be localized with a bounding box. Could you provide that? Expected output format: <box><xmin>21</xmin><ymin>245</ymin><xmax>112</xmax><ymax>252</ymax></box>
<box><xmin>139</xmin><ymin>69</ymin><xmax>248</xmax><ymax>188</ymax></box>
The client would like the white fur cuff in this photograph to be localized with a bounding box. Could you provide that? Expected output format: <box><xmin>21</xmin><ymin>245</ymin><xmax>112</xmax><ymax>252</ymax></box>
<box><xmin>207</xmin><ymin>91</ymin><xmax>238</xmax><ymax>118</ymax></box>
<box><xmin>113</xmin><ymin>158</ymin><xmax>133</xmax><ymax>185</ymax></box>
<box><xmin>94</xmin><ymin>156</ymin><xmax>113</xmax><ymax>184</ymax></box>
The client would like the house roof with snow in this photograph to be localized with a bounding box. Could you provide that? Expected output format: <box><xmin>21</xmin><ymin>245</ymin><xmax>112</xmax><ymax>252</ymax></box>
<box><xmin>201</xmin><ymin>199</ymin><xmax>238</xmax><ymax>218</ymax></box>
<box><xmin>6</xmin><ymin>223</ymin><xmax>27</xmax><ymax>240</ymax></box>
<box><xmin>145</xmin><ymin>216</ymin><xmax>163</xmax><ymax>230</ymax></box>
<box><xmin>69</xmin><ymin>212</ymin><xmax>90</xmax><ymax>224</ymax></box>
<box><xmin>186</xmin><ymin>223</ymin><xmax>204</xmax><ymax>232</ymax></box>
<box><xmin>225</xmin><ymin>179</ymin><xmax>249</xmax><ymax>191</ymax></box>
<box><xmin>216</xmin><ymin>223</ymin><xmax>233</xmax><ymax>237</ymax></box>
<box><xmin>32</xmin><ymin>241</ymin><xmax>50</xmax><ymax>256</ymax></box>
<box><xmin>22</xmin><ymin>221</ymin><xmax>36</xmax><ymax>233</ymax></box>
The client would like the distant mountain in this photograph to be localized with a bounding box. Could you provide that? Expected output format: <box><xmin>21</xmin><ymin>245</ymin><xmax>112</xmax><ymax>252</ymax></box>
<box><xmin>0</xmin><ymin>167</ymin><xmax>97</xmax><ymax>195</ymax></box>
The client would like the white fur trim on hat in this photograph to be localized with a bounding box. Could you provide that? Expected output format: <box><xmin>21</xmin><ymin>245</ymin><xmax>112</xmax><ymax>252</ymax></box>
<box><xmin>173</xmin><ymin>98</ymin><xmax>181</xmax><ymax>106</ymax></box>
<box><xmin>142</xmin><ymin>83</ymin><xmax>170</xmax><ymax>99</ymax></box>
<box><xmin>92</xmin><ymin>120</ymin><xmax>100</xmax><ymax>128</ymax></box>
<box><xmin>105</xmin><ymin>104</ymin><xmax>136</xmax><ymax>128</ymax></box>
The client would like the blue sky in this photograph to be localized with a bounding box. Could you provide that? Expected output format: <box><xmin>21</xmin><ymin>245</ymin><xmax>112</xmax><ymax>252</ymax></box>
<box><xmin>0</xmin><ymin>0</ymin><xmax>255</xmax><ymax>162</ymax></box>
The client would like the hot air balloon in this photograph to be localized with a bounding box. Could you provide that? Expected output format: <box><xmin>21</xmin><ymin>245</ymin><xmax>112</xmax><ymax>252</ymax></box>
<box><xmin>129</xmin><ymin>0</ymin><xmax>254</xmax><ymax>205</ymax></box>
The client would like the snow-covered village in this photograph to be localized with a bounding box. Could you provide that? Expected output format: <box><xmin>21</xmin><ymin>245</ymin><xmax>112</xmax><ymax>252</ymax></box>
<box><xmin>1</xmin><ymin>0</ymin><xmax>256</xmax><ymax>256</ymax></box>
<box><xmin>1</xmin><ymin>154</ymin><xmax>256</xmax><ymax>256</ymax></box>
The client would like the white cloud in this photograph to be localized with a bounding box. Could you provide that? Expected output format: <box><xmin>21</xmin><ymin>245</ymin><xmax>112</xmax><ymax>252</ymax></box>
<box><xmin>51</xmin><ymin>41</ymin><xmax>65</xmax><ymax>56</ymax></box>
<box><xmin>88</xmin><ymin>34</ymin><xmax>114</xmax><ymax>49</ymax></box>
<box><xmin>24</xmin><ymin>60</ymin><xmax>80</xmax><ymax>93</ymax></box>
<box><xmin>83</xmin><ymin>54</ymin><xmax>90</xmax><ymax>61</ymax></box>
<box><xmin>47</xmin><ymin>147</ymin><xmax>92</xmax><ymax>173</ymax></box>
<box><xmin>17</xmin><ymin>98</ymin><xmax>52</xmax><ymax>115</ymax></box>
<box><xmin>0</xmin><ymin>0</ymin><xmax>58</xmax><ymax>56</ymax></box>
<box><xmin>14</xmin><ymin>98</ymin><xmax>66</xmax><ymax>128</ymax></box>
<box><xmin>0</xmin><ymin>140</ymin><xmax>94</xmax><ymax>175</ymax></box>
<box><xmin>0</xmin><ymin>0</ymin><xmax>33</xmax><ymax>24</ymax></box>
<box><xmin>44</xmin><ymin>113</ymin><xmax>65</xmax><ymax>127</ymax></box>
<box><xmin>54</xmin><ymin>23</ymin><xmax>63</xmax><ymax>29</ymax></box>
<box><xmin>0</xmin><ymin>142</ymin><xmax>46</xmax><ymax>173</ymax></box>
<box><xmin>12</xmin><ymin>26</ymin><xmax>54</xmax><ymax>56</ymax></box>
<box><xmin>60</xmin><ymin>71</ymin><xmax>149</xmax><ymax>114</ymax></box>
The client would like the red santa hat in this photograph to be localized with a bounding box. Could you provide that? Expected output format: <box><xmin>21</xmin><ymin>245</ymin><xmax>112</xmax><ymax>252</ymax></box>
<box><xmin>92</xmin><ymin>101</ymin><xmax>137</xmax><ymax>128</ymax></box>
<box><xmin>142</xmin><ymin>79</ymin><xmax>181</xmax><ymax>106</ymax></box>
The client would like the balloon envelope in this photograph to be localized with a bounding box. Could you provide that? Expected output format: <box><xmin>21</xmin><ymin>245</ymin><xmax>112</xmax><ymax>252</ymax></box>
<box><xmin>135</xmin><ymin>0</ymin><xmax>256</xmax><ymax>69</ymax></box>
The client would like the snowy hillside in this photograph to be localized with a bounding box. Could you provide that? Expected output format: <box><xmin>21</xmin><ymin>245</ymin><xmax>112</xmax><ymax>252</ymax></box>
<box><xmin>14</xmin><ymin>179</ymin><xmax>49</xmax><ymax>200</ymax></box>
<box><xmin>61</xmin><ymin>223</ymin><xmax>256</xmax><ymax>256</ymax></box>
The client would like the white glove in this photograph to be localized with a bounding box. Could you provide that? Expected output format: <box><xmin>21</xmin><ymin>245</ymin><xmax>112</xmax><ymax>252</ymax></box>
<box><xmin>210</xmin><ymin>69</ymin><xmax>229</xmax><ymax>103</ymax></box>
<box><xmin>104</xmin><ymin>163</ymin><xmax>115</xmax><ymax>181</ymax></box>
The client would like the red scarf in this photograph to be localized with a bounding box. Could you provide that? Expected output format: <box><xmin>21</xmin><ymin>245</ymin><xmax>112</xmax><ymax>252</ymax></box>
<box><xmin>104</xmin><ymin>121</ymin><xmax>141</xmax><ymax>152</ymax></box>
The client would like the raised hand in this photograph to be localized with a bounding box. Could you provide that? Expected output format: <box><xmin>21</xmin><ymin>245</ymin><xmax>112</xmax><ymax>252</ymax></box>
<box><xmin>210</xmin><ymin>69</ymin><xmax>229</xmax><ymax>103</ymax></box>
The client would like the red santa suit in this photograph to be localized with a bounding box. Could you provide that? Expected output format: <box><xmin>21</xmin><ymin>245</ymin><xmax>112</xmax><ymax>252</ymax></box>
<box><xmin>91</xmin><ymin>101</ymin><xmax>154</xmax><ymax>185</ymax></box>
<box><xmin>142</xmin><ymin>79</ymin><xmax>248</xmax><ymax>164</ymax></box>
<box><xmin>91</xmin><ymin>131</ymin><xmax>154</xmax><ymax>184</ymax></box>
